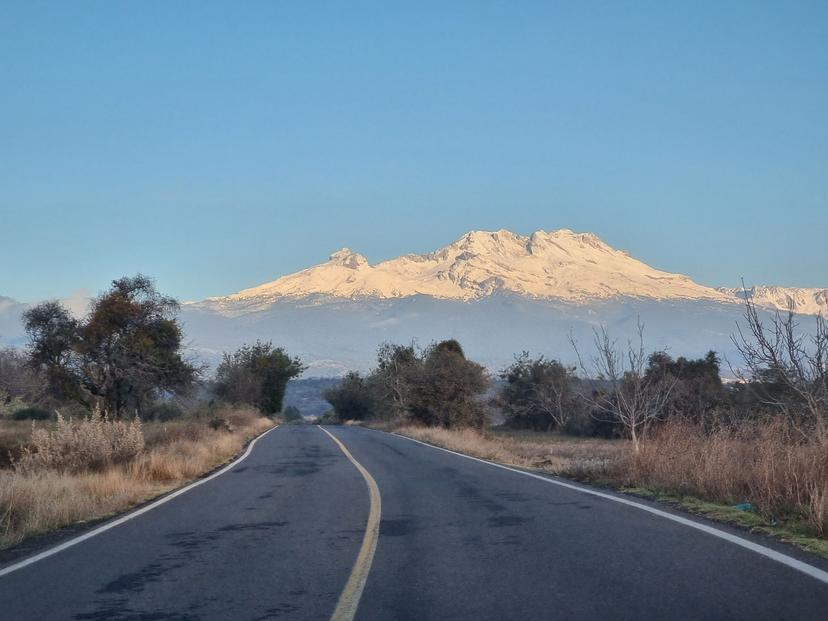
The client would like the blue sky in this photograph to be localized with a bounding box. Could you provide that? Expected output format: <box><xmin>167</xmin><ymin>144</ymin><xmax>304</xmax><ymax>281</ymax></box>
<box><xmin>1</xmin><ymin>1</ymin><xmax>826</xmax><ymax>302</ymax></box>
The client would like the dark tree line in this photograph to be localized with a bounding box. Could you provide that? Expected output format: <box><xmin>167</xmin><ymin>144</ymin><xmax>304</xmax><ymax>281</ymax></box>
<box><xmin>499</xmin><ymin>340</ymin><xmax>722</xmax><ymax>447</ymax></box>
<box><xmin>498</xmin><ymin>293</ymin><xmax>826</xmax><ymax>447</ymax></box>
<box><xmin>323</xmin><ymin>334</ymin><xmax>729</xmax><ymax>438</ymax></box>
<box><xmin>323</xmin><ymin>339</ymin><xmax>490</xmax><ymax>428</ymax></box>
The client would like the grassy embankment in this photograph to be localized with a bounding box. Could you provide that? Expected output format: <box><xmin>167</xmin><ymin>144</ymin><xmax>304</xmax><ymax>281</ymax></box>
<box><xmin>0</xmin><ymin>407</ymin><xmax>274</xmax><ymax>549</ymax></box>
<box><xmin>394</xmin><ymin>420</ymin><xmax>828</xmax><ymax>558</ymax></box>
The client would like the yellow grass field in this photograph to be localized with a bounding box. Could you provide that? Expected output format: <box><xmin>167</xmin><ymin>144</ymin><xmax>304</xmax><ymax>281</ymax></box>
<box><xmin>0</xmin><ymin>408</ymin><xmax>274</xmax><ymax>549</ymax></box>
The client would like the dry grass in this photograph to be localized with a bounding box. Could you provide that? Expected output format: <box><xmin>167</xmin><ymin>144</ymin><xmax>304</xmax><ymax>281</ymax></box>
<box><xmin>15</xmin><ymin>414</ymin><xmax>144</xmax><ymax>473</ymax></box>
<box><xmin>0</xmin><ymin>406</ymin><xmax>274</xmax><ymax>548</ymax></box>
<box><xmin>396</xmin><ymin>419</ymin><xmax>828</xmax><ymax>550</ymax></box>
<box><xmin>628</xmin><ymin>419</ymin><xmax>828</xmax><ymax>535</ymax></box>
<box><xmin>395</xmin><ymin>425</ymin><xmax>626</xmax><ymax>478</ymax></box>
<box><xmin>0</xmin><ymin>421</ymin><xmax>42</xmax><ymax>468</ymax></box>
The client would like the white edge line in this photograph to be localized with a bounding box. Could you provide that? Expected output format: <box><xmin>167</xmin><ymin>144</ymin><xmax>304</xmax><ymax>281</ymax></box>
<box><xmin>0</xmin><ymin>424</ymin><xmax>280</xmax><ymax>578</ymax></box>
<box><xmin>383</xmin><ymin>429</ymin><xmax>828</xmax><ymax>586</ymax></box>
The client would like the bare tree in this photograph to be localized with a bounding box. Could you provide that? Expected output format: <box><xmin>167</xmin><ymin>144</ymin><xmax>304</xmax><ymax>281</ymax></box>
<box><xmin>571</xmin><ymin>321</ymin><xmax>675</xmax><ymax>452</ymax></box>
<box><xmin>528</xmin><ymin>373</ymin><xmax>572</xmax><ymax>429</ymax></box>
<box><xmin>731</xmin><ymin>286</ymin><xmax>828</xmax><ymax>436</ymax></box>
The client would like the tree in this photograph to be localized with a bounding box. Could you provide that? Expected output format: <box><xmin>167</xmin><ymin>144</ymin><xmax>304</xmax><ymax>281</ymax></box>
<box><xmin>407</xmin><ymin>340</ymin><xmax>489</xmax><ymax>428</ymax></box>
<box><xmin>0</xmin><ymin>347</ymin><xmax>47</xmax><ymax>407</ymax></box>
<box><xmin>645</xmin><ymin>350</ymin><xmax>723</xmax><ymax>420</ymax></box>
<box><xmin>22</xmin><ymin>301</ymin><xmax>80</xmax><ymax>403</ymax></box>
<box><xmin>498</xmin><ymin>353</ymin><xmax>577</xmax><ymax>431</ymax></box>
<box><xmin>732</xmin><ymin>289</ymin><xmax>828</xmax><ymax>435</ymax></box>
<box><xmin>322</xmin><ymin>339</ymin><xmax>488</xmax><ymax>427</ymax></box>
<box><xmin>572</xmin><ymin>322</ymin><xmax>676</xmax><ymax>452</ymax></box>
<box><xmin>323</xmin><ymin>372</ymin><xmax>377</xmax><ymax>421</ymax></box>
<box><xmin>281</xmin><ymin>405</ymin><xmax>303</xmax><ymax>423</ymax></box>
<box><xmin>372</xmin><ymin>342</ymin><xmax>419</xmax><ymax>418</ymax></box>
<box><xmin>23</xmin><ymin>275</ymin><xmax>199</xmax><ymax>417</ymax></box>
<box><xmin>214</xmin><ymin>341</ymin><xmax>304</xmax><ymax>415</ymax></box>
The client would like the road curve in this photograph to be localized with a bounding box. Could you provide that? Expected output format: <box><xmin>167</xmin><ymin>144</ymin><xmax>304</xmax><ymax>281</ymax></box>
<box><xmin>1</xmin><ymin>425</ymin><xmax>827</xmax><ymax>620</ymax></box>
<box><xmin>328</xmin><ymin>426</ymin><xmax>828</xmax><ymax>621</ymax></box>
<box><xmin>0</xmin><ymin>426</ymin><xmax>368</xmax><ymax>620</ymax></box>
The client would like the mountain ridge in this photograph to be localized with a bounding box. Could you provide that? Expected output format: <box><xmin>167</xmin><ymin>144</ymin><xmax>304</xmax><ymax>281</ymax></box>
<box><xmin>2</xmin><ymin>230</ymin><xmax>826</xmax><ymax>374</ymax></box>
<box><xmin>195</xmin><ymin>229</ymin><xmax>827</xmax><ymax>316</ymax></box>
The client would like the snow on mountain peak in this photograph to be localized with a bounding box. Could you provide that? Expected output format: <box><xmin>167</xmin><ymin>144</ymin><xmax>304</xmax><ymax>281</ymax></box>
<box><xmin>328</xmin><ymin>248</ymin><xmax>368</xmax><ymax>269</ymax></box>
<box><xmin>716</xmin><ymin>285</ymin><xmax>828</xmax><ymax>317</ymax></box>
<box><xmin>222</xmin><ymin>228</ymin><xmax>728</xmax><ymax>304</ymax></box>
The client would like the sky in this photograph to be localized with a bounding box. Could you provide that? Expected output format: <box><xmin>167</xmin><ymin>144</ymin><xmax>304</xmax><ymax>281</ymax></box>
<box><xmin>1</xmin><ymin>1</ymin><xmax>826</xmax><ymax>303</ymax></box>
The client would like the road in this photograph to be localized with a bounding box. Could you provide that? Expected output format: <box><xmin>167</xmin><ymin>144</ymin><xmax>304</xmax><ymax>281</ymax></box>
<box><xmin>1</xmin><ymin>425</ymin><xmax>827</xmax><ymax>620</ymax></box>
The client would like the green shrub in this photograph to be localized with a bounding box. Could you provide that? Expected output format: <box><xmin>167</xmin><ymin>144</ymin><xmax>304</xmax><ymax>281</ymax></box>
<box><xmin>323</xmin><ymin>373</ymin><xmax>377</xmax><ymax>421</ymax></box>
<box><xmin>0</xmin><ymin>390</ymin><xmax>28</xmax><ymax>418</ymax></box>
<box><xmin>214</xmin><ymin>341</ymin><xmax>304</xmax><ymax>414</ymax></box>
<box><xmin>12</xmin><ymin>407</ymin><xmax>52</xmax><ymax>421</ymax></box>
<box><xmin>282</xmin><ymin>405</ymin><xmax>303</xmax><ymax>423</ymax></box>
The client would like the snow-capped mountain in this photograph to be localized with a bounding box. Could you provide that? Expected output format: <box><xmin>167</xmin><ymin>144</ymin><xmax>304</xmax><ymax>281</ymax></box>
<box><xmin>223</xmin><ymin>229</ymin><xmax>724</xmax><ymax>303</ymax></box>
<box><xmin>716</xmin><ymin>286</ymin><xmax>828</xmax><ymax>317</ymax></box>
<box><xmin>195</xmin><ymin>229</ymin><xmax>824</xmax><ymax>316</ymax></box>
<box><xmin>2</xmin><ymin>230</ymin><xmax>825</xmax><ymax>376</ymax></box>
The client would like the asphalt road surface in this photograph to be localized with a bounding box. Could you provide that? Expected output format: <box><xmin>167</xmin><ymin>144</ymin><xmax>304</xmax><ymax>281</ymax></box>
<box><xmin>1</xmin><ymin>425</ymin><xmax>827</xmax><ymax>620</ymax></box>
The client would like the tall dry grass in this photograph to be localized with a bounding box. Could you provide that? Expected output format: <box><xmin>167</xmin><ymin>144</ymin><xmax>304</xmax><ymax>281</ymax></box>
<box><xmin>396</xmin><ymin>425</ymin><xmax>625</xmax><ymax>478</ymax></box>
<box><xmin>0</xmin><ymin>421</ymin><xmax>40</xmax><ymax>468</ymax></box>
<box><xmin>15</xmin><ymin>413</ymin><xmax>144</xmax><ymax>473</ymax></box>
<box><xmin>398</xmin><ymin>420</ymin><xmax>828</xmax><ymax>539</ymax></box>
<box><xmin>0</xmin><ymin>407</ymin><xmax>273</xmax><ymax>548</ymax></box>
<box><xmin>628</xmin><ymin>419</ymin><xmax>828</xmax><ymax>535</ymax></box>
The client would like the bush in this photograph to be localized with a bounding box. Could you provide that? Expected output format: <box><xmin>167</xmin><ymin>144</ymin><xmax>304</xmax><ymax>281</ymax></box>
<box><xmin>0</xmin><ymin>391</ymin><xmax>28</xmax><ymax>419</ymax></box>
<box><xmin>0</xmin><ymin>348</ymin><xmax>47</xmax><ymax>408</ymax></box>
<box><xmin>221</xmin><ymin>406</ymin><xmax>260</xmax><ymax>429</ymax></box>
<box><xmin>407</xmin><ymin>340</ymin><xmax>490</xmax><ymax>428</ymax></box>
<box><xmin>498</xmin><ymin>353</ymin><xmax>577</xmax><ymax>431</ymax></box>
<box><xmin>323</xmin><ymin>373</ymin><xmax>377</xmax><ymax>421</ymax></box>
<box><xmin>561</xmin><ymin>405</ymin><xmax>620</xmax><ymax>438</ymax></box>
<box><xmin>143</xmin><ymin>402</ymin><xmax>185</xmax><ymax>422</ymax></box>
<box><xmin>323</xmin><ymin>339</ymin><xmax>489</xmax><ymax>428</ymax></box>
<box><xmin>282</xmin><ymin>405</ymin><xmax>303</xmax><ymax>423</ymax></box>
<box><xmin>12</xmin><ymin>407</ymin><xmax>52</xmax><ymax>421</ymax></box>
<box><xmin>214</xmin><ymin>341</ymin><xmax>304</xmax><ymax>414</ymax></box>
<box><xmin>15</xmin><ymin>412</ymin><xmax>145</xmax><ymax>473</ymax></box>
<box><xmin>317</xmin><ymin>410</ymin><xmax>341</xmax><ymax>425</ymax></box>
<box><xmin>208</xmin><ymin>416</ymin><xmax>232</xmax><ymax>432</ymax></box>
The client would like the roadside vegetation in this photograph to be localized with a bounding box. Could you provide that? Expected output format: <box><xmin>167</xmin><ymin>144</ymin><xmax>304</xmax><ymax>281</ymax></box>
<box><xmin>0</xmin><ymin>275</ymin><xmax>303</xmax><ymax>549</ymax></box>
<box><xmin>322</xmin><ymin>339</ymin><xmax>489</xmax><ymax>428</ymax></box>
<box><xmin>324</xmin><ymin>296</ymin><xmax>828</xmax><ymax>554</ymax></box>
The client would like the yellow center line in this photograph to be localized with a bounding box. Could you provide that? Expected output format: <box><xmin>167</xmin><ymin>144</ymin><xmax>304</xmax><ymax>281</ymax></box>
<box><xmin>318</xmin><ymin>425</ymin><xmax>382</xmax><ymax>621</ymax></box>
